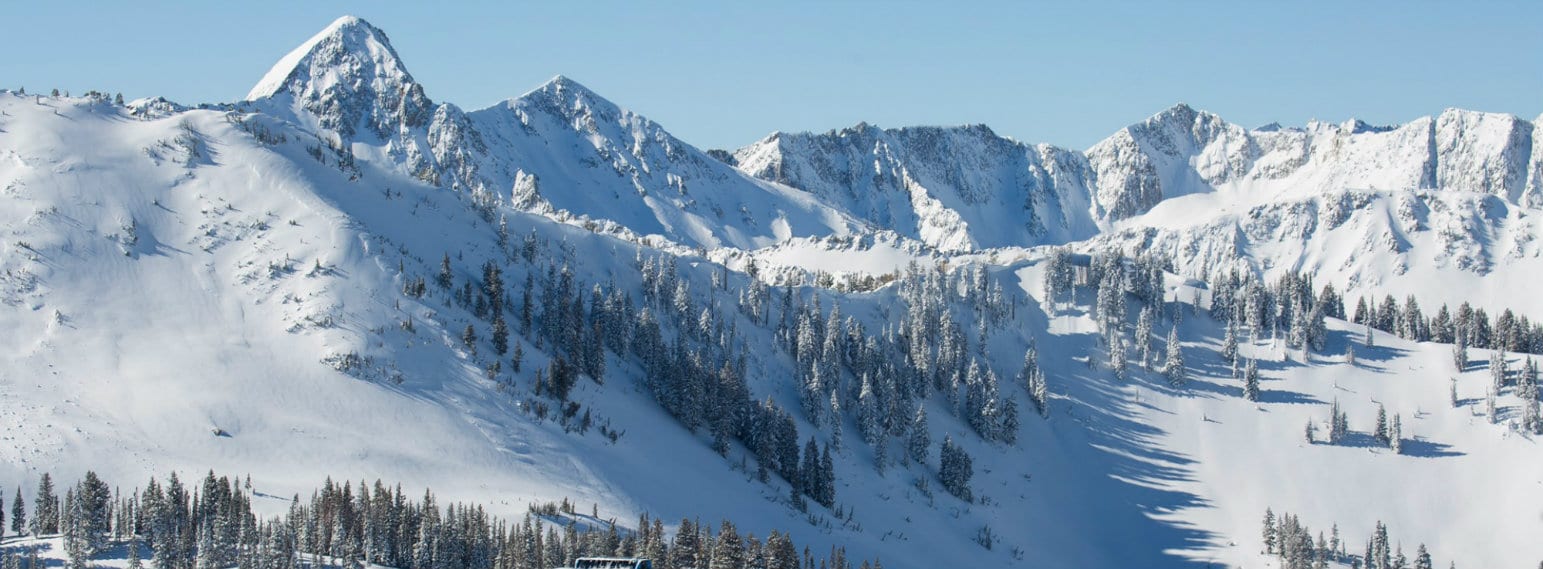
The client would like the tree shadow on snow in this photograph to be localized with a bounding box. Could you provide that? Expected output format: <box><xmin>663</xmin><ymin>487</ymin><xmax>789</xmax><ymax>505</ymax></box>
<box><xmin>1257</xmin><ymin>388</ymin><xmax>1324</xmax><ymax>406</ymax></box>
<box><xmin>1399</xmin><ymin>437</ymin><xmax>1465</xmax><ymax>458</ymax></box>
<box><xmin>1029</xmin><ymin>309</ymin><xmax>1222</xmax><ymax>568</ymax></box>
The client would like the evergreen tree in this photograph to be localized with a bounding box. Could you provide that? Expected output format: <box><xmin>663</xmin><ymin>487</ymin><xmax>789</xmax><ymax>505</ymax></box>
<box><xmin>1164</xmin><ymin>326</ymin><xmax>1187</xmax><ymax>388</ymax></box>
<box><xmin>1021</xmin><ymin>347</ymin><xmax>1048</xmax><ymax>418</ymax></box>
<box><xmin>1492</xmin><ymin>350</ymin><xmax>1508</xmax><ymax>391</ymax></box>
<box><xmin>1243</xmin><ymin>358</ymin><xmax>1260</xmax><ymax>402</ymax></box>
<box><xmin>1221</xmin><ymin>318</ymin><xmax>1238</xmax><ymax>365</ymax></box>
<box><xmin>74</xmin><ymin>472</ymin><xmax>110</xmax><ymax>558</ymax></box>
<box><xmin>906</xmin><ymin>406</ymin><xmax>930</xmax><ymax>464</ymax></box>
<box><xmin>1289</xmin><ymin>302</ymin><xmax>1308</xmax><ymax>351</ymax></box>
<box><xmin>1487</xmin><ymin>387</ymin><xmax>1498</xmax><ymax>424</ymax></box>
<box><xmin>435</xmin><ymin>253</ymin><xmax>453</xmax><ymax>289</ymax></box>
<box><xmin>1136</xmin><ymin>307</ymin><xmax>1155</xmax><ymax>370</ymax></box>
<box><xmin>32</xmin><ymin>474</ymin><xmax>57</xmax><ymax>536</ymax></box>
<box><xmin>1109</xmin><ymin>333</ymin><xmax>1127</xmax><ymax>380</ymax></box>
<box><xmin>1000</xmin><ymin>396</ymin><xmax>1020</xmax><ymax>446</ymax></box>
<box><xmin>126</xmin><ymin>537</ymin><xmax>142</xmax><ymax>569</ymax></box>
<box><xmin>818</xmin><ymin>444</ymin><xmax>836</xmax><ymax>507</ymax></box>
<box><xmin>1328</xmin><ymin>400</ymin><xmax>1349</xmax><ymax>444</ymax></box>
<box><xmin>710</xmin><ymin>521</ymin><xmax>744</xmax><ymax>569</ymax></box>
<box><xmin>670</xmin><ymin>519</ymin><xmax>700</xmax><ymax>569</ymax></box>
<box><xmin>462</xmin><ymin>324</ymin><xmax>478</xmax><ymax>354</ymax></box>
<box><xmin>1262</xmin><ymin>508</ymin><xmax>1276</xmax><ymax>555</ymax></box>
<box><xmin>1414</xmin><ymin>544</ymin><xmax>1432</xmax><ymax>569</ymax></box>
<box><xmin>1374</xmin><ymin>405</ymin><xmax>1389</xmax><ymax>445</ymax></box>
<box><xmin>856</xmin><ymin>375</ymin><xmax>882</xmax><ymax>449</ymax></box>
<box><xmin>938</xmin><ymin>436</ymin><xmax>974</xmax><ymax>502</ymax></box>
<box><xmin>63</xmin><ymin>489</ymin><xmax>88</xmax><ymax>569</ymax></box>
<box><xmin>1389</xmin><ymin>415</ymin><xmax>1402</xmax><ymax>454</ymax></box>
<box><xmin>491</xmin><ymin>315</ymin><xmax>509</xmax><ymax>356</ymax></box>
<box><xmin>1523</xmin><ymin>359</ymin><xmax>1542</xmax><ymax>434</ymax></box>
<box><xmin>10</xmin><ymin>488</ymin><xmax>22</xmax><ymax>536</ymax></box>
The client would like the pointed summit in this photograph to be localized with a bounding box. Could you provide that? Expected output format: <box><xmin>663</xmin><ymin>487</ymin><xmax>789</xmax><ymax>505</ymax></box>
<box><xmin>513</xmin><ymin>74</ymin><xmax>633</xmax><ymax>131</ymax></box>
<box><xmin>247</xmin><ymin>16</ymin><xmax>409</xmax><ymax>100</ymax></box>
<box><xmin>246</xmin><ymin>15</ymin><xmax>431</xmax><ymax>137</ymax></box>
<box><xmin>521</xmin><ymin>75</ymin><xmax>609</xmax><ymax>110</ymax></box>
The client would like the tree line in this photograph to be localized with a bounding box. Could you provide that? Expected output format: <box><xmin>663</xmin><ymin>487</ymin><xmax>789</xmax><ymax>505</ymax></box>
<box><xmin>0</xmin><ymin>471</ymin><xmax>881</xmax><ymax>569</ymax></box>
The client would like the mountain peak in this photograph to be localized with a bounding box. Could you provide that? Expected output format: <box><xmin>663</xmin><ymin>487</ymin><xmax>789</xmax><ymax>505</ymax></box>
<box><xmin>245</xmin><ymin>15</ymin><xmax>413</xmax><ymax>102</ymax></box>
<box><xmin>524</xmin><ymin>74</ymin><xmax>606</xmax><ymax>104</ymax></box>
<box><xmin>245</xmin><ymin>15</ymin><xmax>432</xmax><ymax>138</ymax></box>
<box><xmin>515</xmin><ymin>74</ymin><xmax>627</xmax><ymax>125</ymax></box>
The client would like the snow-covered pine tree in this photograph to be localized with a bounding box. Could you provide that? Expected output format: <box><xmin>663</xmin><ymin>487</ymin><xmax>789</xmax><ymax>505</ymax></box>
<box><xmin>710</xmin><ymin>521</ymin><xmax>744</xmax><ymax>569</ymax></box>
<box><xmin>1328</xmin><ymin>400</ymin><xmax>1348</xmax><ymax>444</ymax></box>
<box><xmin>461</xmin><ymin>324</ymin><xmax>478</xmax><ymax>355</ymax></box>
<box><xmin>1492</xmin><ymin>350</ymin><xmax>1508</xmax><ymax>391</ymax></box>
<box><xmin>1222</xmin><ymin>318</ymin><xmax>1238</xmax><ymax>365</ymax></box>
<box><xmin>1244</xmin><ymin>358</ymin><xmax>1260</xmax><ymax>402</ymax></box>
<box><xmin>1021</xmin><ymin>347</ymin><xmax>1049</xmax><ymax>418</ymax></box>
<box><xmin>857</xmin><ymin>375</ymin><xmax>882</xmax><ymax>449</ymax></box>
<box><xmin>1486</xmin><ymin>387</ymin><xmax>1498</xmax><ymax>424</ymax></box>
<box><xmin>10</xmin><ymin>488</ymin><xmax>21</xmax><ymax>536</ymax></box>
<box><xmin>1110</xmin><ymin>333</ymin><xmax>1127</xmax><ymax>380</ymax></box>
<box><xmin>1523</xmin><ymin>359</ymin><xmax>1542</xmax><ymax>434</ymax></box>
<box><xmin>670</xmin><ymin>518</ymin><xmax>700</xmax><ymax>569</ymax></box>
<box><xmin>126</xmin><ymin>535</ymin><xmax>142</xmax><ymax>569</ymax></box>
<box><xmin>1043</xmin><ymin>252</ymin><xmax>1063</xmax><ymax>313</ymax></box>
<box><xmin>32</xmin><ymin>473</ymin><xmax>57</xmax><ymax>536</ymax></box>
<box><xmin>63</xmin><ymin>489</ymin><xmax>87</xmax><ymax>569</ymax></box>
<box><xmin>1390</xmin><ymin>415</ymin><xmax>1402</xmax><ymax>454</ymax></box>
<box><xmin>1137</xmin><ymin>306</ymin><xmax>1155</xmax><ymax>370</ymax></box>
<box><xmin>491</xmin><ymin>314</ymin><xmax>509</xmax><ymax>356</ymax></box>
<box><xmin>435</xmin><ymin>253</ymin><xmax>452</xmax><ymax>289</ymax></box>
<box><xmin>1374</xmin><ymin>405</ymin><xmax>1389</xmax><ymax>445</ymax></box>
<box><xmin>938</xmin><ymin>436</ymin><xmax>974</xmax><ymax>502</ymax></box>
<box><xmin>1262</xmin><ymin>508</ymin><xmax>1276</xmax><ymax>555</ymax></box>
<box><xmin>1164</xmin><ymin>326</ymin><xmax>1186</xmax><ymax>388</ymax></box>
<box><xmin>907</xmin><ymin>406</ymin><xmax>930</xmax><ymax>464</ymax></box>
<box><xmin>1452</xmin><ymin>335</ymin><xmax>1467</xmax><ymax>373</ymax></box>
<box><xmin>1414</xmin><ymin>544</ymin><xmax>1432</xmax><ymax>569</ymax></box>
<box><xmin>1000</xmin><ymin>396</ymin><xmax>1019</xmax><ymax>445</ymax></box>
<box><xmin>1307</xmin><ymin>300</ymin><xmax>1328</xmax><ymax>355</ymax></box>
<box><xmin>1289</xmin><ymin>302</ymin><xmax>1308</xmax><ymax>351</ymax></box>
<box><xmin>818</xmin><ymin>444</ymin><xmax>836</xmax><ymax>507</ymax></box>
<box><xmin>828</xmin><ymin>391</ymin><xmax>844</xmax><ymax>453</ymax></box>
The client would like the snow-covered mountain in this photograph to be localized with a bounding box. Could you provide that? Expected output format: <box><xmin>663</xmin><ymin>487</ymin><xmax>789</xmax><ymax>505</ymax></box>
<box><xmin>4</xmin><ymin>14</ymin><xmax>1543</xmax><ymax>569</ymax></box>
<box><xmin>241</xmin><ymin>16</ymin><xmax>856</xmax><ymax>252</ymax></box>
<box><xmin>735</xmin><ymin>102</ymin><xmax>1543</xmax><ymax>233</ymax></box>
<box><xmin>731</xmin><ymin>123</ymin><xmax>1098</xmax><ymax>252</ymax></box>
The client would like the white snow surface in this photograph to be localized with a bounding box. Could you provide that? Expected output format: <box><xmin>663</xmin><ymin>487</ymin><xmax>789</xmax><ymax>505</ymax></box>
<box><xmin>2</xmin><ymin>15</ymin><xmax>1542</xmax><ymax>569</ymax></box>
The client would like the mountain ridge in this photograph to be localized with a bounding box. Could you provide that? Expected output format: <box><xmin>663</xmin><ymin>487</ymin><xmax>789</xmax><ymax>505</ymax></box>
<box><xmin>5</xmin><ymin>15</ymin><xmax>1543</xmax><ymax>569</ymax></box>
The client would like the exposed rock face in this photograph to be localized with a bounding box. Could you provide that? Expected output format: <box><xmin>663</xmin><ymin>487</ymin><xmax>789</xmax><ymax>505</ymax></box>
<box><xmin>737</xmin><ymin>104</ymin><xmax>1543</xmax><ymax>252</ymax></box>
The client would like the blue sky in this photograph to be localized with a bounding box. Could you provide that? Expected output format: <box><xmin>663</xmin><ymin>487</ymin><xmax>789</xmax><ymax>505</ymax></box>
<box><xmin>3</xmin><ymin>1</ymin><xmax>1539</xmax><ymax>150</ymax></box>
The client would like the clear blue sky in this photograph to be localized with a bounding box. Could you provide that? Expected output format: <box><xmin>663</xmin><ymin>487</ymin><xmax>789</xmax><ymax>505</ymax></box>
<box><xmin>4</xmin><ymin>1</ymin><xmax>1540</xmax><ymax>150</ymax></box>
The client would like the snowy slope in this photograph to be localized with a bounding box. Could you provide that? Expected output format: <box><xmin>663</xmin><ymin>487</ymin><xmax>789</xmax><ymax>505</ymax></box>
<box><xmin>3</xmin><ymin>14</ymin><xmax>1543</xmax><ymax>569</ymax></box>
<box><xmin>735</xmin><ymin>103</ymin><xmax>1543</xmax><ymax>244</ymax></box>
<box><xmin>460</xmin><ymin>77</ymin><xmax>858</xmax><ymax>251</ymax></box>
<box><xmin>1089</xmin><ymin>187</ymin><xmax>1543</xmax><ymax>316</ymax></box>
<box><xmin>731</xmin><ymin>123</ymin><xmax>1098</xmax><ymax>252</ymax></box>
<box><xmin>241</xmin><ymin>16</ymin><xmax>858</xmax><ymax>252</ymax></box>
